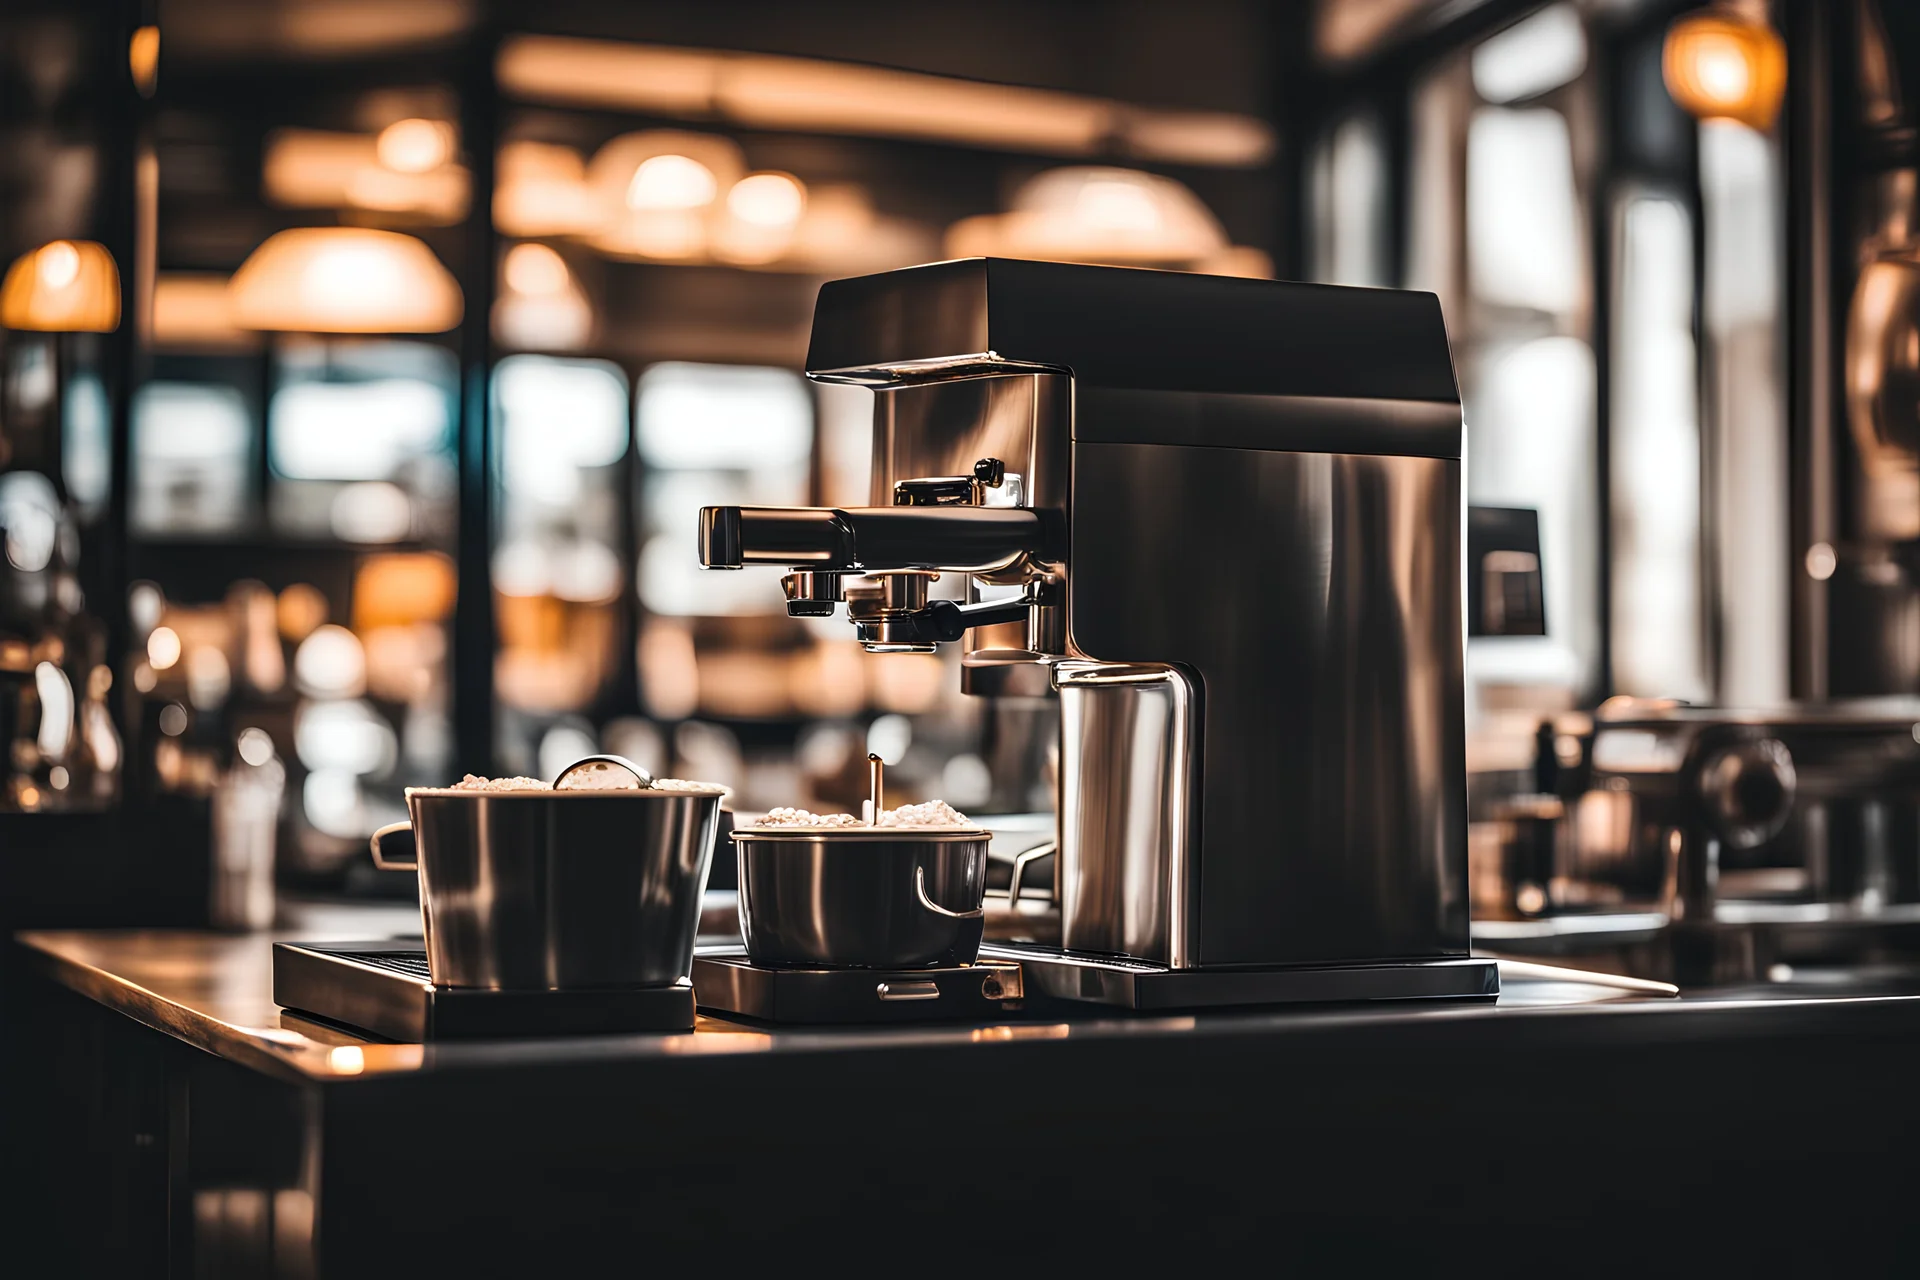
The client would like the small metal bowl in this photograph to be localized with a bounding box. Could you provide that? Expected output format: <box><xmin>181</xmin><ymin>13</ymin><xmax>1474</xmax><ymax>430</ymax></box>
<box><xmin>733</xmin><ymin>826</ymin><xmax>990</xmax><ymax>969</ymax></box>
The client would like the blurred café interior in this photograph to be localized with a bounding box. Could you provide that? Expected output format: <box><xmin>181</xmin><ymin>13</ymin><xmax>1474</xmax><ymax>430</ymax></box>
<box><xmin>2</xmin><ymin>0</ymin><xmax>1913</xmax><ymax>950</ymax></box>
<box><xmin>8</xmin><ymin>0</ymin><xmax>1920</xmax><ymax>1266</ymax></box>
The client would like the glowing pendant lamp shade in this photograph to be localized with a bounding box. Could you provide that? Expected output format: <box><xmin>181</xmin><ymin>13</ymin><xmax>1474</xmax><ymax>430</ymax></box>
<box><xmin>1663</xmin><ymin>7</ymin><xmax>1786</xmax><ymax>132</ymax></box>
<box><xmin>0</xmin><ymin>240</ymin><xmax>121</xmax><ymax>332</ymax></box>
<box><xmin>229</xmin><ymin>227</ymin><xmax>462</xmax><ymax>333</ymax></box>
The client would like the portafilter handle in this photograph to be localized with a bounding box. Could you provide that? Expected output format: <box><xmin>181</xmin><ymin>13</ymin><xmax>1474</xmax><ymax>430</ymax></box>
<box><xmin>698</xmin><ymin>504</ymin><xmax>1043</xmax><ymax>574</ymax></box>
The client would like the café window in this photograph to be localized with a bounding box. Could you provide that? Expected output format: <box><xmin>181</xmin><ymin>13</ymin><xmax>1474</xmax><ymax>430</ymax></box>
<box><xmin>634</xmin><ymin>361</ymin><xmax>812</xmax><ymax>618</ymax></box>
<box><xmin>1311</xmin><ymin>0</ymin><xmax>1792</xmax><ymax>707</ymax></box>
<box><xmin>267</xmin><ymin>339</ymin><xmax>458</xmax><ymax>544</ymax></box>
<box><xmin>491</xmin><ymin>354</ymin><xmax>630</xmax><ymax>735</ymax></box>
<box><xmin>132</xmin><ymin>382</ymin><xmax>254</xmax><ymax>537</ymax></box>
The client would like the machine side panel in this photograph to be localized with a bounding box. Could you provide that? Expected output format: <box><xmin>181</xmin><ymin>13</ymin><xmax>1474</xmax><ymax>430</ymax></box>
<box><xmin>1069</xmin><ymin>441</ymin><xmax>1468</xmax><ymax>965</ymax></box>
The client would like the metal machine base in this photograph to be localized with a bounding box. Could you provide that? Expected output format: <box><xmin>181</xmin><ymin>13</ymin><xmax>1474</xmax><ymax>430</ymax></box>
<box><xmin>691</xmin><ymin>951</ymin><xmax>1025</xmax><ymax>1024</ymax></box>
<box><xmin>272</xmin><ymin>942</ymin><xmax>696</xmax><ymax>1041</ymax></box>
<box><xmin>977</xmin><ymin>944</ymin><xmax>1500</xmax><ymax>1009</ymax></box>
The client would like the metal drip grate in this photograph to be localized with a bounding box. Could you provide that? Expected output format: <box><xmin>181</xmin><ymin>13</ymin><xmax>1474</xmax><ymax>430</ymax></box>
<box><xmin>340</xmin><ymin>950</ymin><xmax>434</xmax><ymax>980</ymax></box>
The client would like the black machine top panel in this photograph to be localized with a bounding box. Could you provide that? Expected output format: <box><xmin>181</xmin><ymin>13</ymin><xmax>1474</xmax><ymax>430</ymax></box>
<box><xmin>806</xmin><ymin>258</ymin><xmax>1460</xmax><ymax>405</ymax></box>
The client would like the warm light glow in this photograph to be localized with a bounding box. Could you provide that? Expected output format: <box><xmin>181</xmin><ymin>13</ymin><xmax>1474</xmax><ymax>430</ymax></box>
<box><xmin>494</xmin><ymin>142</ymin><xmax>600</xmax><ymax>237</ymax></box>
<box><xmin>377</xmin><ymin>118</ymin><xmax>454</xmax><ymax>173</ymax></box>
<box><xmin>727</xmin><ymin>172</ymin><xmax>806</xmax><ymax>228</ymax></box>
<box><xmin>0</xmin><ymin>240</ymin><xmax>121</xmax><ymax>332</ymax></box>
<box><xmin>1316</xmin><ymin>0</ymin><xmax>1428</xmax><ymax>65</ymax></box>
<box><xmin>498</xmin><ymin>36</ymin><xmax>1275</xmax><ymax>168</ymax></box>
<box><xmin>627</xmin><ymin>154</ymin><xmax>717</xmax><ymax>210</ymax></box>
<box><xmin>353</xmin><ymin>552</ymin><xmax>457</xmax><ymax>629</ymax></box>
<box><xmin>328</xmin><ymin>1046</ymin><xmax>366</xmax><ymax>1075</ymax></box>
<box><xmin>152</xmin><ymin>274</ymin><xmax>255</xmax><ymax>349</ymax></box>
<box><xmin>496</xmin><ymin>247</ymin><xmax>590</xmax><ymax>349</ymax></box>
<box><xmin>129</xmin><ymin>25</ymin><xmax>159</xmax><ymax>96</ymax></box>
<box><xmin>1694</xmin><ymin>36</ymin><xmax>1751</xmax><ymax>99</ymax></box>
<box><xmin>40</xmin><ymin>242</ymin><xmax>79</xmax><ymax>288</ymax></box>
<box><xmin>1663</xmin><ymin>9</ymin><xmax>1786</xmax><ymax>131</ymax></box>
<box><xmin>263</xmin><ymin>128</ymin><xmax>468</xmax><ymax>221</ymax></box>
<box><xmin>587</xmin><ymin>132</ymin><xmax>743</xmax><ymax>262</ymax></box>
<box><xmin>294</xmin><ymin>625</ymin><xmax>368</xmax><ymax>698</ymax></box>
<box><xmin>1122</xmin><ymin>109</ymin><xmax>1275</xmax><ymax>167</ymax></box>
<box><xmin>503</xmin><ymin>243</ymin><xmax>569</xmax><ymax>295</ymax></box>
<box><xmin>147</xmin><ymin>626</ymin><xmax>183</xmax><ymax>671</ymax></box>
<box><xmin>945</xmin><ymin>167</ymin><xmax>1260</xmax><ymax>274</ymax></box>
<box><xmin>229</xmin><ymin>228</ymin><xmax>462</xmax><ymax>333</ymax></box>
<box><xmin>277</xmin><ymin>584</ymin><xmax>329</xmax><ymax>641</ymax></box>
<box><xmin>781</xmin><ymin>185</ymin><xmax>934</xmax><ymax>274</ymax></box>
<box><xmin>493</xmin><ymin>291</ymin><xmax>593</xmax><ymax>350</ymax></box>
<box><xmin>713</xmin><ymin>173</ymin><xmax>809</xmax><ymax>265</ymax></box>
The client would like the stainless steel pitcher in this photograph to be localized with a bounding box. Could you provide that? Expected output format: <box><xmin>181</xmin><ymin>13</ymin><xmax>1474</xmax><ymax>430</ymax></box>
<box><xmin>370</xmin><ymin>761</ymin><xmax>723</xmax><ymax>990</ymax></box>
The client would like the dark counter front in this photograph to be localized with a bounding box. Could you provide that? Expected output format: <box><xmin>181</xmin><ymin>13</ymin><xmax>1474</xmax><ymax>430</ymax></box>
<box><xmin>10</xmin><ymin>926</ymin><xmax>1920</xmax><ymax>1275</ymax></box>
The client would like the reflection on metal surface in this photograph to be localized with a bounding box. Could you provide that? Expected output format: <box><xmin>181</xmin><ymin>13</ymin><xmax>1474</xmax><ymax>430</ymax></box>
<box><xmin>660</xmin><ymin>1022</ymin><xmax>775</xmax><ymax>1052</ymax></box>
<box><xmin>274</xmin><ymin>943</ymin><xmax>697</xmax><ymax>1038</ymax></box>
<box><xmin>372</xmin><ymin>786</ymin><xmax>721</xmax><ymax>989</ymax></box>
<box><xmin>946</xmin><ymin>167</ymin><xmax>1270</xmax><ymax>276</ymax></box>
<box><xmin>497</xmin><ymin>37</ymin><xmax>1274</xmax><ymax>167</ymax></box>
<box><xmin>1071</xmin><ymin>442</ymin><xmax>1466</xmax><ymax>965</ymax></box>
<box><xmin>1056</xmin><ymin>662</ymin><xmax>1196</xmax><ymax>967</ymax></box>
<box><xmin>1492</xmin><ymin>958</ymin><xmax>1677</xmax><ymax>997</ymax></box>
<box><xmin>733</xmin><ymin>828</ymin><xmax>988</xmax><ymax>968</ymax></box>
<box><xmin>981</xmin><ymin>944</ymin><xmax>1498</xmax><ymax>1009</ymax></box>
<box><xmin>699</xmin><ymin>260</ymin><xmax>1472</xmax><ymax>998</ymax></box>
<box><xmin>970</xmin><ymin>1022</ymin><xmax>1072</xmax><ymax>1042</ymax></box>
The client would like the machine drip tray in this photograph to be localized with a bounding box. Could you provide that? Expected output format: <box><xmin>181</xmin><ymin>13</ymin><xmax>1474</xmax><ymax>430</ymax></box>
<box><xmin>272</xmin><ymin>942</ymin><xmax>695</xmax><ymax>1041</ymax></box>
<box><xmin>691</xmin><ymin>950</ymin><xmax>1026</xmax><ymax>1024</ymax></box>
<box><xmin>977</xmin><ymin>944</ymin><xmax>1501</xmax><ymax>1009</ymax></box>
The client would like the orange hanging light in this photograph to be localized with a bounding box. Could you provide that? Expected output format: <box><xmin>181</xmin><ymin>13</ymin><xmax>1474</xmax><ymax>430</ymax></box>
<box><xmin>0</xmin><ymin>240</ymin><xmax>122</xmax><ymax>332</ymax></box>
<box><xmin>228</xmin><ymin>227</ymin><xmax>462</xmax><ymax>333</ymax></box>
<box><xmin>1663</xmin><ymin>5</ymin><xmax>1787</xmax><ymax>132</ymax></box>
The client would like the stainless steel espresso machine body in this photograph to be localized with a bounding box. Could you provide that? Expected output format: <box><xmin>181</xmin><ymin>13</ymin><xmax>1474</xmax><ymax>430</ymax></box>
<box><xmin>699</xmin><ymin>258</ymin><xmax>1495</xmax><ymax>1006</ymax></box>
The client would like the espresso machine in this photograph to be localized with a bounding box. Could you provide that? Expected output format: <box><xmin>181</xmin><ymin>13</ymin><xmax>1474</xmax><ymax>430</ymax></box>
<box><xmin>698</xmin><ymin>257</ymin><xmax>1495</xmax><ymax>1008</ymax></box>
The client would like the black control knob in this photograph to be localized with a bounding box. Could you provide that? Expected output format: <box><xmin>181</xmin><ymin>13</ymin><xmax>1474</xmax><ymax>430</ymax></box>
<box><xmin>1694</xmin><ymin>737</ymin><xmax>1796</xmax><ymax>850</ymax></box>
